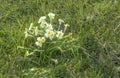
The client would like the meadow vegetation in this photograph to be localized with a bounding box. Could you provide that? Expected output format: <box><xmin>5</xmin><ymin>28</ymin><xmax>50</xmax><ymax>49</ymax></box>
<box><xmin>0</xmin><ymin>0</ymin><xmax>120</xmax><ymax>78</ymax></box>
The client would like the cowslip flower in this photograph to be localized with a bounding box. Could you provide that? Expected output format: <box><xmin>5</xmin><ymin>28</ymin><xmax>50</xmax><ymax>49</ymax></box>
<box><xmin>56</xmin><ymin>30</ymin><xmax>64</xmax><ymax>39</ymax></box>
<box><xmin>35</xmin><ymin>37</ymin><xmax>46</xmax><ymax>47</ymax></box>
<box><xmin>41</xmin><ymin>37</ymin><xmax>46</xmax><ymax>43</ymax></box>
<box><xmin>48</xmin><ymin>12</ymin><xmax>55</xmax><ymax>20</ymax></box>
<box><xmin>46</xmin><ymin>23</ymin><xmax>53</xmax><ymax>30</ymax></box>
<box><xmin>45</xmin><ymin>30</ymin><xmax>55</xmax><ymax>40</ymax></box>
<box><xmin>40</xmin><ymin>21</ymin><xmax>47</xmax><ymax>28</ymax></box>
<box><xmin>64</xmin><ymin>24</ymin><xmax>70</xmax><ymax>28</ymax></box>
<box><xmin>38</xmin><ymin>16</ymin><xmax>46</xmax><ymax>24</ymax></box>
<box><xmin>58</xmin><ymin>19</ymin><xmax>64</xmax><ymax>25</ymax></box>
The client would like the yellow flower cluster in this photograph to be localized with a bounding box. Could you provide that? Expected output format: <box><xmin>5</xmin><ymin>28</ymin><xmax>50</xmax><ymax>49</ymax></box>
<box><xmin>24</xmin><ymin>12</ymin><xmax>70</xmax><ymax>47</ymax></box>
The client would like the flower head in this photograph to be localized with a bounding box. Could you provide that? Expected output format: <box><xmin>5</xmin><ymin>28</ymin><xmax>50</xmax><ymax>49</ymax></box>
<box><xmin>35</xmin><ymin>37</ymin><xmax>42</xmax><ymax>47</ymax></box>
<box><xmin>38</xmin><ymin>16</ymin><xmax>46</xmax><ymax>24</ymax></box>
<box><xmin>64</xmin><ymin>24</ymin><xmax>70</xmax><ymax>27</ymax></box>
<box><xmin>46</xmin><ymin>23</ymin><xmax>53</xmax><ymax>30</ymax></box>
<box><xmin>41</xmin><ymin>37</ymin><xmax>46</xmax><ymax>43</ymax></box>
<box><xmin>48</xmin><ymin>12</ymin><xmax>55</xmax><ymax>20</ymax></box>
<box><xmin>40</xmin><ymin>21</ymin><xmax>47</xmax><ymax>28</ymax></box>
<box><xmin>56</xmin><ymin>30</ymin><xmax>64</xmax><ymax>39</ymax></box>
<box><xmin>58</xmin><ymin>19</ymin><xmax>64</xmax><ymax>25</ymax></box>
<box><xmin>45</xmin><ymin>30</ymin><xmax>55</xmax><ymax>40</ymax></box>
<box><xmin>35</xmin><ymin>37</ymin><xmax>46</xmax><ymax>47</ymax></box>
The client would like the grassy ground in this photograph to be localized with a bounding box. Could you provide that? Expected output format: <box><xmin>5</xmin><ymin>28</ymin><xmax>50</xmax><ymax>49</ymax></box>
<box><xmin>0</xmin><ymin>0</ymin><xmax>120</xmax><ymax>78</ymax></box>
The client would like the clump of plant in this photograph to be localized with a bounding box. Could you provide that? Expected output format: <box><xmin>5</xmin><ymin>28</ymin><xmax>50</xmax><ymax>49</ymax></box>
<box><xmin>23</xmin><ymin>12</ymin><xmax>74</xmax><ymax>65</ymax></box>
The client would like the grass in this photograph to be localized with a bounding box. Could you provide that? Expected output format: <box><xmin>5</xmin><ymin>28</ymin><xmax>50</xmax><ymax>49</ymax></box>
<box><xmin>0</xmin><ymin>0</ymin><xmax>120</xmax><ymax>78</ymax></box>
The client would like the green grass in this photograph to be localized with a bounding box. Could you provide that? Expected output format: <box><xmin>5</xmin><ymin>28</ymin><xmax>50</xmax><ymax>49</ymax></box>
<box><xmin>0</xmin><ymin>0</ymin><xmax>120</xmax><ymax>78</ymax></box>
